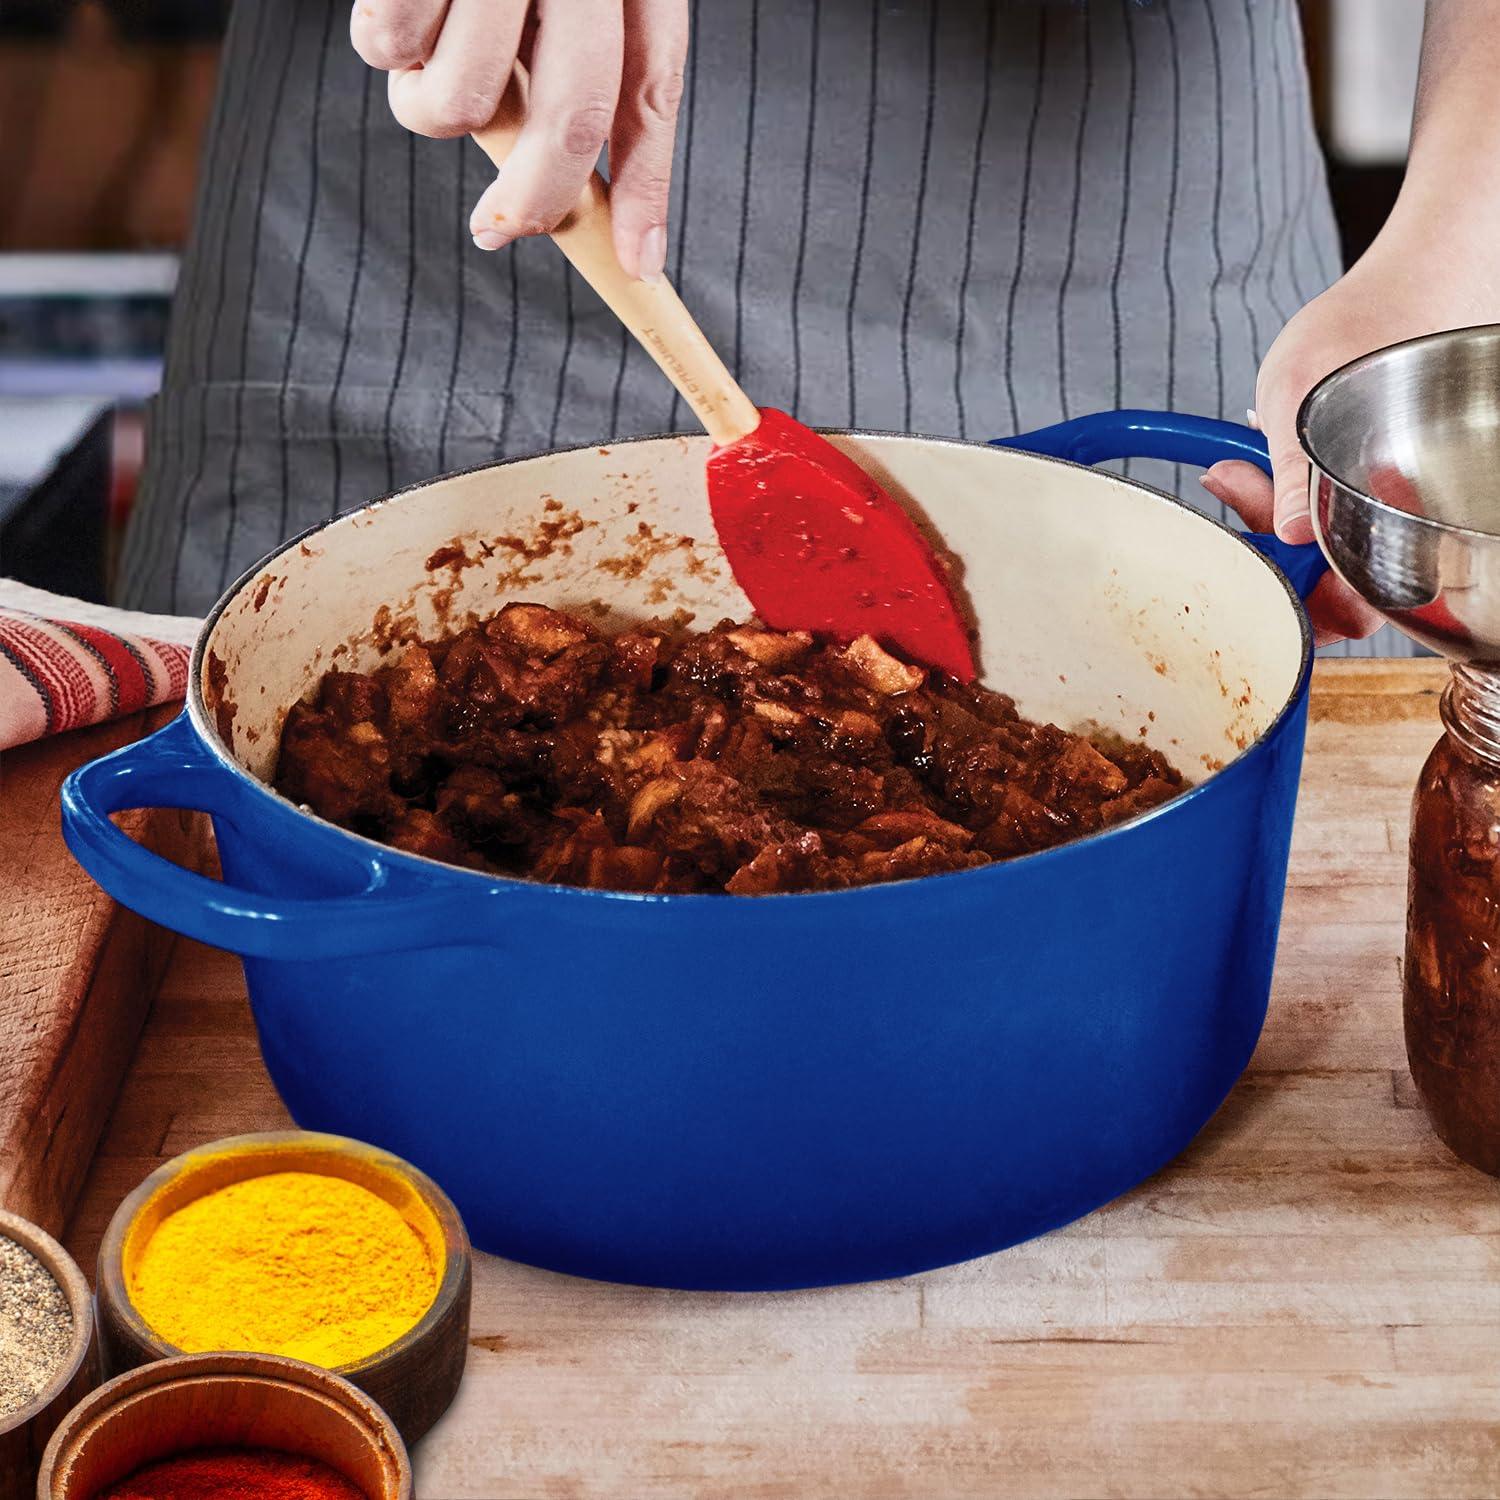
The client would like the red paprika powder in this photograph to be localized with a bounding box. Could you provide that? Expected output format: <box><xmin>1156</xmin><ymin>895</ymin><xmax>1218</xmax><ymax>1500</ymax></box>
<box><xmin>94</xmin><ymin>1446</ymin><xmax>367</xmax><ymax>1500</ymax></box>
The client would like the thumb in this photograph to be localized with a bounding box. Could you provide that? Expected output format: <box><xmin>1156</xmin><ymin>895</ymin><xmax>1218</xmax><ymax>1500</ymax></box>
<box><xmin>1200</xmin><ymin>459</ymin><xmax>1275</xmax><ymax>534</ymax></box>
<box><xmin>1255</xmin><ymin>360</ymin><xmax>1316</xmax><ymax>547</ymax></box>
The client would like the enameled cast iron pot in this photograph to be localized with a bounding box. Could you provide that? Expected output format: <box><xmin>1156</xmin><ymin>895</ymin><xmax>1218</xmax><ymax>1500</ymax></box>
<box><xmin>63</xmin><ymin>411</ymin><xmax>1327</xmax><ymax>1292</ymax></box>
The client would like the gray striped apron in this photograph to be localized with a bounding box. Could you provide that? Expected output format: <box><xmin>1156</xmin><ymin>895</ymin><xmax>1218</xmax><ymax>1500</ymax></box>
<box><xmin>119</xmin><ymin>0</ymin><xmax>1395</xmax><ymax>653</ymax></box>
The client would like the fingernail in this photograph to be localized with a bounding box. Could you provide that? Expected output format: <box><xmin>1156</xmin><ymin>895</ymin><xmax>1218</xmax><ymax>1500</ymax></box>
<box><xmin>638</xmin><ymin>225</ymin><xmax>666</xmax><ymax>283</ymax></box>
<box><xmin>1246</xmin><ymin>407</ymin><xmax>1260</xmax><ymax>430</ymax></box>
<box><xmin>472</xmin><ymin>229</ymin><xmax>508</xmax><ymax>251</ymax></box>
<box><xmin>1200</xmin><ymin>471</ymin><xmax>1225</xmax><ymax>498</ymax></box>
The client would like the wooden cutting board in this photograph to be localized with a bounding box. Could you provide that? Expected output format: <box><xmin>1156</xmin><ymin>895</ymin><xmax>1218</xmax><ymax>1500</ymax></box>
<box><xmin>0</xmin><ymin>708</ymin><xmax>208</xmax><ymax>1236</ymax></box>
<box><xmin>60</xmin><ymin>659</ymin><xmax>1500</xmax><ymax>1500</ymax></box>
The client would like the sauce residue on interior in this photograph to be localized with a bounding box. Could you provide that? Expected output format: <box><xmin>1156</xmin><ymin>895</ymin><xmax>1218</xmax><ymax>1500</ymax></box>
<box><xmin>204</xmin><ymin>648</ymin><xmax>238</xmax><ymax>747</ymax></box>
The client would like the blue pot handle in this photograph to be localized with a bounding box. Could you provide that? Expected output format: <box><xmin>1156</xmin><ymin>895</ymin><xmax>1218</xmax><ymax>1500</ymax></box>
<box><xmin>992</xmin><ymin>409</ymin><xmax>1330</xmax><ymax>601</ymax></box>
<box><xmin>61</xmin><ymin>712</ymin><xmax>470</xmax><ymax>959</ymax></box>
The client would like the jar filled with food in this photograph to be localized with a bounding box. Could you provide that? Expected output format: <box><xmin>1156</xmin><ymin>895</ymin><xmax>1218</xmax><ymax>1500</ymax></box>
<box><xmin>1406</xmin><ymin>663</ymin><xmax>1500</xmax><ymax>1175</ymax></box>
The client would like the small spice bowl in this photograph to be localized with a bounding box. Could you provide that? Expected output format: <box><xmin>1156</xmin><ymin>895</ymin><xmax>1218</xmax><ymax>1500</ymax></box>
<box><xmin>36</xmin><ymin>1351</ymin><xmax>411</xmax><ymax>1500</ymax></box>
<box><xmin>0</xmin><ymin>1209</ymin><xmax>95</xmax><ymax>1500</ymax></box>
<box><xmin>95</xmin><ymin>1132</ymin><xmax>471</xmax><ymax>1446</ymax></box>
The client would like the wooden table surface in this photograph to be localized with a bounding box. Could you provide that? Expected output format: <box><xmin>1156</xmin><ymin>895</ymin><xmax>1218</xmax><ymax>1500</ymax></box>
<box><xmin>63</xmin><ymin>660</ymin><xmax>1500</xmax><ymax>1500</ymax></box>
<box><xmin>0</xmin><ymin>707</ymin><xmax>205</xmax><ymax>1236</ymax></box>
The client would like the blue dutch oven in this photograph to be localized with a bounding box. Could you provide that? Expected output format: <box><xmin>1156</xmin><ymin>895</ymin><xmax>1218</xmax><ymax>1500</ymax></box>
<box><xmin>63</xmin><ymin>411</ymin><xmax>1325</xmax><ymax>1291</ymax></box>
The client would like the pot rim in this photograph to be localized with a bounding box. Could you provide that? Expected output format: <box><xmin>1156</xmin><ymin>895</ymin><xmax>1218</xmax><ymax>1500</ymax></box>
<box><xmin>187</xmin><ymin>426</ymin><xmax>1314</xmax><ymax>906</ymax></box>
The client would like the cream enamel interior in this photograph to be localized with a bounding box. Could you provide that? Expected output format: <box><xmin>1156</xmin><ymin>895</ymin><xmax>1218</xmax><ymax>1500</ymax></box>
<box><xmin>199</xmin><ymin>433</ymin><xmax>1307</xmax><ymax>787</ymax></box>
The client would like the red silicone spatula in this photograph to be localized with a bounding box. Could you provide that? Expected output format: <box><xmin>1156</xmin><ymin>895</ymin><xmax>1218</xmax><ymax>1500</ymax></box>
<box><xmin>472</xmin><ymin>84</ymin><xmax>975</xmax><ymax>682</ymax></box>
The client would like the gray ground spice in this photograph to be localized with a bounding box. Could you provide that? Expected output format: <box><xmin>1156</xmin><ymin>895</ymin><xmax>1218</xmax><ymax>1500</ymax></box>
<box><xmin>0</xmin><ymin>1234</ymin><xmax>73</xmax><ymax>1419</ymax></box>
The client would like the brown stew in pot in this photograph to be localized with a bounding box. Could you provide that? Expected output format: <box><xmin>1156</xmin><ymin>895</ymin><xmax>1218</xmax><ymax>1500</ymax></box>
<box><xmin>273</xmin><ymin>603</ymin><xmax>1186</xmax><ymax>894</ymax></box>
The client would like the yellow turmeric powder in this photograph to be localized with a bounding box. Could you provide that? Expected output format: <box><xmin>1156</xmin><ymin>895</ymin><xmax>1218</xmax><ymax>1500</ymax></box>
<box><xmin>127</xmin><ymin>1171</ymin><xmax>441</xmax><ymax>1368</ymax></box>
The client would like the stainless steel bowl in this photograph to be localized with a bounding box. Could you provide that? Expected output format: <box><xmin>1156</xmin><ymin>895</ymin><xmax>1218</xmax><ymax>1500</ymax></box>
<box><xmin>1301</xmin><ymin>324</ymin><xmax>1500</xmax><ymax>662</ymax></box>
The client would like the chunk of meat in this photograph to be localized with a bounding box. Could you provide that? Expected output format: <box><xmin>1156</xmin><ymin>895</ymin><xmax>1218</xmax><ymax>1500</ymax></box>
<box><xmin>434</xmin><ymin>764</ymin><xmax>537</xmax><ymax>850</ymax></box>
<box><xmin>276</xmin><ymin>706</ymin><xmax>396</xmax><ymax>825</ymax></box>
<box><xmin>1051</xmin><ymin>737</ymin><xmax>1130</xmax><ymax>797</ymax></box>
<box><xmin>626</xmin><ymin>775</ymin><xmax>686</xmax><ymax>841</ymax></box>
<box><xmin>318</xmin><ymin>670</ymin><xmax>387</xmax><ymax>727</ymax></box>
<box><xmin>839</xmin><ymin>635</ymin><xmax>926</xmax><ymax>696</ymax></box>
<box><xmin>855</xmin><ymin>810</ymin><xmax>975</xmax><ymax>849</ymax></box>
<box><xmin>750</xmin><ymin>699</ymin><xmax>807</xmax><ymax>729</ymax></box>
<box><xmin>489</xmin><ymin>602</ymin><xmax>593</xmax><ymax>659</ymax></box>
<box><xmin>387</xmin><ymin>646</ymin><xmax>441</xmax><ymax>733</ymax></box>
<box><xmin>726</xmin><ymin>627</ymin><xmax>814</xmax><ymax>669</ymax></box>
<box><xmin>387</xmin><ymin>809</ymin><xmax>468</xmax><ymax>864</ymax></box>
<box><xmin>608</xmin><ymin>631</ymin><xmax>661</xmax><ymax>689</ymax></box>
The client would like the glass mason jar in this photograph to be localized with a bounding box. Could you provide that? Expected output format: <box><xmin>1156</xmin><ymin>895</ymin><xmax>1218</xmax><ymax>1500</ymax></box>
<box><xmin>1406</xmin><ymin>663</ymin><xmax>1500</xmax><ymax>1175</ymax></box>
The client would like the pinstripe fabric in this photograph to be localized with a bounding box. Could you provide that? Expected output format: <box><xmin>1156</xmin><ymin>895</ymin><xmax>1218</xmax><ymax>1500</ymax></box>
<box><xmin>790</xmin><ymin>0</ymin><xmax>822</xmax><ymax>420</ymax></box>
<box><xmin>120</xmin><ymin>0</ymin><xmax>1398</xmax><ymax>654</ymax></box>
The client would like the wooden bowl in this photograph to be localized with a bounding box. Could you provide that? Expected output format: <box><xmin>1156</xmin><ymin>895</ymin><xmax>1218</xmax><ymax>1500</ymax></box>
<box><xmin>95</xmin><ymin>1132</ymin><xmax>470</xmax><ymax>1446</ymax></box>
<box><xmin>0</xmin><ymin>1209</ymin><xmax>95</xmax><ymax>1500</ymax></box>
<box><xmin>36</xmin><ymin>1351</ymin><xmax>411</xmax><ymax>1500</ymax></box>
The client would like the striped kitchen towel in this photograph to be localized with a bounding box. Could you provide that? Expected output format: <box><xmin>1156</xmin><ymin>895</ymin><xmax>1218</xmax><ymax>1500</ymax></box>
<box><xmin>0</xmin><ymin>582</ymin><xmax>201</xmax><ymax>751</ymax></box>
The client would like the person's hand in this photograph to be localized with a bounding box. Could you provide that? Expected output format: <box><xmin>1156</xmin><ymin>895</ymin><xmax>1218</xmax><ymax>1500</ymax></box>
<box><xmin>1202</xmin><ymin>217</ymin><xmax>1500</xmax><ymax>646</ymax></box>
<box><xmin>351</xmin><ymin>0</ymin><xmax>688</xmax><ymax>280</ymax></box>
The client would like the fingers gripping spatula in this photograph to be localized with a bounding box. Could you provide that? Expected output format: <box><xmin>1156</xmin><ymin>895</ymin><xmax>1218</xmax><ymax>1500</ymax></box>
<box><xmin>472</xmin><ymin>85</ymin><xmax>976</xmax><ymax>682</ymax></box>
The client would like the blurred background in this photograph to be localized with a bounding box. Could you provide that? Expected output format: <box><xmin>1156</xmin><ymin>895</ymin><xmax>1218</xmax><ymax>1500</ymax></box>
<box><xmin>0</xmin><ymin>0</ymin><xmax>1422</xmax><ymax>607</ymax></box>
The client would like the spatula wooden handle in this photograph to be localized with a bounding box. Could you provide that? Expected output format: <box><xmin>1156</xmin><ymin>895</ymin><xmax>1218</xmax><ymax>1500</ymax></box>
<box><xmin>472</xmin><ymin>78</ymin><xmax>760</xmax><ymax>446</ymax></box>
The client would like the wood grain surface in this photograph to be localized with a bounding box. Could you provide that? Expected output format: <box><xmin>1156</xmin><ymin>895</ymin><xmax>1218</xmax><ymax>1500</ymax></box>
<box><xmin>0</xmin><ymin>708</ymin><xmax>208</xmax><ymax>1236</ymax></box>
<box><xmin>61</xmin><ymin>661</ymin><xmax>1500</xmax><ymax>1500</ymax></box>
